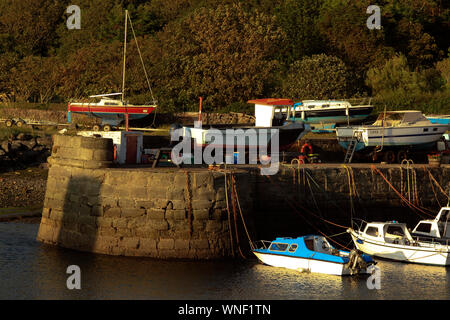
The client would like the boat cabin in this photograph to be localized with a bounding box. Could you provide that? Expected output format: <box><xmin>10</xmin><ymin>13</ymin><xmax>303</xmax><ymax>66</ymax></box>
<box><xmin>372</xmin><ymin>111</ymin><xmax>432</xmax><ymax>127</ymax></box>
<box><xmin>412</xmin><ymin>207</ymin><xmax>450</xmax><ymax>240</ymax></box>
<box><xmin>359</xmin><ymin>221</ymin><xmax>414</xmax><ymax>245</ymax></box>
<box><xmin>248</xmin><ymin>99</ymin><xmax>296</xmax><ymax>127</ymax></box>
<box><xmin>262</xmin><ymin>235</ymin><xmax>340</xmax><ymax>256</ymax></box>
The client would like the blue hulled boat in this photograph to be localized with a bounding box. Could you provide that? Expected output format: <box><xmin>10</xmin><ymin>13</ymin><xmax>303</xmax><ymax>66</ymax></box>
<box><xmin>252</xmin><ymin>235</ymin><xmax>376</xmax><ymax>276</ymax></box>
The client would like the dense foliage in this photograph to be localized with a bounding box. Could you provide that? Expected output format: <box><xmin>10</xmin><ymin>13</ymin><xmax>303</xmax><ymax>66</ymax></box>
<box><xmin>0</xmin><ymin>0</ymin><xmax>449</xmax><ymax>113</ymax></box>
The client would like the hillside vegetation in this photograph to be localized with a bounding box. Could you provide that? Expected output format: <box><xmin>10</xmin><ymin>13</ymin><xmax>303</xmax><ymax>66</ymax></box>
<box><xmin>0</xmin><ymin>0</ymin><xmax>449</xmax><ymax>114</ymax></box>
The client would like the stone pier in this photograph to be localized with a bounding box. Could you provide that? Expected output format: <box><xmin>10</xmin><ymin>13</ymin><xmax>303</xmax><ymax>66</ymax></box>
<box><xmin>37</xmin><ymin>135</ymin><xmax>450</xmax><ymax>259</ymax></box>
<box><xmin>37</xmin><ymin>135</ymin><xmax>253</xmax><ymax>259</ymax></box>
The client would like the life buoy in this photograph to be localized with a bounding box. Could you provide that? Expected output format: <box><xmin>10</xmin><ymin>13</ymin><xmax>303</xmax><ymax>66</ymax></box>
<box><xmin>301</xmin><ymin>143</ymin><xmax>313</xmax><ymax>155</ymax></box>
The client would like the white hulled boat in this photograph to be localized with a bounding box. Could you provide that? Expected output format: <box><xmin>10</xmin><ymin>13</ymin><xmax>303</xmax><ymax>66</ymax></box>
<box><xmin>348</xmin><ymin>220</ymin><xmax>450</xmax><ymax>266</ymax></box>
<box><xmin>336</xmin><ymin>111</ymin><xmax>448</xmax><ymax>152</ymax></box>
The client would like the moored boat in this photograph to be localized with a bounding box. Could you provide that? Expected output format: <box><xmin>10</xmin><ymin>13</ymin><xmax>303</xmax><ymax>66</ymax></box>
<box><xmin>348</xmin><ymin>220</ymin><xmax>450</xmax><ymax>266</ymax></box>
<box><xmin>411</xmin><ymin>206</ymin><xmax>450</xmax><ymax>241</ymax></box>
<box><xmin>336</xmin><ymin>110</ymin><xmax>448</xmax><ymax>152</ymax></box>
<box><xmin>252</xmin><ymin>235</ymin><xmax>376</xmax><ymax>276</ymax></box>
<box><xmin>290</xmin><ymin>100</ymin><xmax>374</xmax><ymax>132</ymax></box>
<box><xmin>173</xmin><ymin>99</ymin><xmax>310</xmax><ymax>152</ymax></box>
<box><xmin>67</xmin><ymin>10</ymin><xmax>157</xmax><ymax>131</ymax></box>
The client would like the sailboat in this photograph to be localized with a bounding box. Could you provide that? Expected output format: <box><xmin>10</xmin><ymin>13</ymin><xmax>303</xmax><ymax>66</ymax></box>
<box><xmin>68</xmin><ymin>10</ymin><xmax>157</xmax><ymax>131</ymax></box>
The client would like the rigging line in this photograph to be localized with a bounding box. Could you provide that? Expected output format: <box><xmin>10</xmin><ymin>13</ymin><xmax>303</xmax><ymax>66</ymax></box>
<box><xmin>428</xmin><ymin>169</ymin><xmax>442</xmax><ymax>207</ymax></box>
<box><xmin>223</xmin><ymin>171</ymin><xmax>235</xmax><ymax>257</ymax></box>
<box><xmin>231</xmin><ymin>174</ymin><xmax>246</xmax><ymax>259</ymax></box>
<box><xmin>426</xmin><ymin>167</ymin><xmax>449</xmax><ymax>199</ymax></box>
<box><xmin>371</xmin><ymin>166</ymin><xmax>434</xmax><ymax>218</ymax></box>
<box><xmin>127</xmin><ymin>13</ymin><xmax>156</xmax><ymax>105</ymax></box>
<box><xmin>303</xmin><ymin>169</ymin><xmax>349</xmax><ymax>216</ymax></box>
<box><xmin>231</xmin><ymin>173</ymin><xmax>254</xmax><ymax>250</ymax></box>
<box><xmin>264</xmin><ymin>175</ymin><xmax>351</xmax><ymax>250</ymax></box>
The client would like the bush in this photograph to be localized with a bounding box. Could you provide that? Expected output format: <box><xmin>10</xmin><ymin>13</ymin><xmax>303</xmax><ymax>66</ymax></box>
<box><xmin>280</xmin><ymin>54</ymin><xmax>352</xmax><ymax>99</ymax></box>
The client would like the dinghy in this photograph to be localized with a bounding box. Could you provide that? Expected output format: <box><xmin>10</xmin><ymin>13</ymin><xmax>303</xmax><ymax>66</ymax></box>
<box><xmin>252</xmin><ymin>235</ymin><xmax>376</xmax><ymax>276</ymax></box>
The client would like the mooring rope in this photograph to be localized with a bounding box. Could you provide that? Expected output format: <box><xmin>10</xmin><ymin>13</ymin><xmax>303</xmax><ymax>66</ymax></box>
<box><xmin>370</xmin><ymin>165</ymin><xmax>434</xmax><ymax>218</ymax></box>
<box><xmin>230</xmin><ymin>174</ymin><xmax>246</xmax><ymax>259</ymax></box>
<box><xmin>231</xmin><ymin>173</ymin><xmax>255</xmax><ymax>251</ymax></box>
<box><xmin>185</xmin><ymin>171</ymin><xmax>193</xmax><ymax>236</ymax></box>
<box><xmin>223</xmin><ymin>171</ymin><xmax>235</xmax><ymax>257</ymax></box>
<box><xmin>264</xmin><ymin>175</ymin><xmax>351</xmax><ymax>250</ymax></box>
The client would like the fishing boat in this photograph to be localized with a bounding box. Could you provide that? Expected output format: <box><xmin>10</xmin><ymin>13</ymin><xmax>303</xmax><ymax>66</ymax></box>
<box><xmin>336</xmin><ymin>111</ymin><xmax>448</xmax><ymax>152</ymax></box>
<box><xmin>172</xmin><ymin>99</ymin><xmax>309</xmax><ymax>152</ymax></box>
<box><xmin>252</xmin><ymin>236</ymin><xmax>376</xmax><ymax>276</ymax></box>
<box><xmin>348</xmin><ymin>220</ymin><xmax>450</xmax><ymax>266</ymax></box>
<box><xmin>411</xmin><ymin>206</ymin><xmax>450</xmax><ymax>241</ymax></box>
<box><xmin>67</xmin><ymin>10</ymin><xmax>157</xmax><ymax>131</ymax></box>
<box><xmin>286</xmin><ymin>100</ymin><xmax>373</xmax><ymax>132</ymax></box>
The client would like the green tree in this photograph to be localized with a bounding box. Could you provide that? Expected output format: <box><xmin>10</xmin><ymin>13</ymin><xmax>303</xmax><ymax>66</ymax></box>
<box><xmin>275</xmin><ymin>0</ymin><xmax>324</xmax><ymax>64</ymax></box>
<box><xmin>147</xmin><ymin>3</ymin><xmax>285</xmax><ymax>111</ymax></box>
<box><xmin>281</xmin><ymin>54</ymin><xmax>351</xmax><ymax>100</ymax></box>
<box><xmin>0</xmin><ymin>0</ymin><xmax>65</xmax><ymax>56</ymax></box>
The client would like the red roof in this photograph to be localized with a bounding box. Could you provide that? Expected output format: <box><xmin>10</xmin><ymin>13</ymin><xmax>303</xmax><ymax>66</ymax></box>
<box><xmin>247</xmin><ymin>98</ymin><xmax>294</xmax><ymax>106</ymax></box>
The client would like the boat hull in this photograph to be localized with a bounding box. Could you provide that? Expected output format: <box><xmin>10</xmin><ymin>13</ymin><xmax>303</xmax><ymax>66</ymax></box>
<box><xmin>253</xmin><ymin>251</ymin><xmax>371</xmax><ymax>276</ymax></box>
<box><xmin>178</xmin><ymin>122</ymin><xmax>309</xmax><ymax>151</ymax></box>
<box><xmin>68</xmin><ymin>104</ymin><xmax>156</xmax><ymax>126</ymax></box>
<box><xmin>293</xmin><ymin>107</ymin><xmax>373</xmax><ymax>133</ymax></box>
<box><xmin>336</xmin><ymin>125</ymin><xmax>448</xmax><ymax>151</ymax></box>
<box><xmin>349</xmin><ymin>230</ymin><xmax>450</xmax><ymax>266</ymax></box>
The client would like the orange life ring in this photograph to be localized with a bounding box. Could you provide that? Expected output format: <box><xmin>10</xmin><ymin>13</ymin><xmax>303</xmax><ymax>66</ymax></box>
<box><xmin>301</xmin><ymin>143</ymin><xmax>313</xmax><ymax>155</ymax></box>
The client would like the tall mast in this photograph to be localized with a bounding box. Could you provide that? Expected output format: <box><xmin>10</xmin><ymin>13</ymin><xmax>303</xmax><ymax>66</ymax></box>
<box><xmin>122</xmin><ymin>10</ymin><xmax>128</xmax><ymax>102</ymax></box>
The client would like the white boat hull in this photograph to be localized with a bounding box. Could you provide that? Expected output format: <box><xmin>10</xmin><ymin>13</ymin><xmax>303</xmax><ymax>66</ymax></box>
<box><xmin>336</xmin><ymin>125</ymin><xmax>448</xmax><ymax>148</ymax></box>
<box><xmin>350</xmin><ymin>230</ymin><xmax>450</xmax><ymax>266</ymax></box>
<box><xmin>253</xmin><ymin>252</ymin><xmax>370</xmax><ymax>276</ymax></box>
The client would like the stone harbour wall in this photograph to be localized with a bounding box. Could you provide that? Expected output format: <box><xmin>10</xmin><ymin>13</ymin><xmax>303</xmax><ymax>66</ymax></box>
<box><xmin>37</xmin><ymin>135</ymin><xmax>254</xmax><ymax>259</ymax></box>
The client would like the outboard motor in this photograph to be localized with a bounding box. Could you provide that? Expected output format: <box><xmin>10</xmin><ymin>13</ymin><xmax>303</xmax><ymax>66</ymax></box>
<box><xmin>347</xmin><ymin>249</ymin><xmax>371</xmax><ymax>275</ymax></box>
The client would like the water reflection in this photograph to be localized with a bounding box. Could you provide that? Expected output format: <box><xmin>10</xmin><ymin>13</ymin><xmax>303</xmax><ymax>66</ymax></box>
<box><xmin>0</xmin><ymin>222</ymin><xmax>448</xmax><ymax>300</ymax></box>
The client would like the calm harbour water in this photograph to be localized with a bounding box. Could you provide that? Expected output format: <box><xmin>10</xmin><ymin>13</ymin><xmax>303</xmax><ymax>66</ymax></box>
<box><xmin>0</xmin><ymin>222</ymin><xmax>449</xmax><ymax>300</ymax></box>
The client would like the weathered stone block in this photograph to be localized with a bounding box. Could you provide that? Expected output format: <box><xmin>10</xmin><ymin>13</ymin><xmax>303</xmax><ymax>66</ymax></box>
<box><xmin>190</xmin><ymin>239</ymin><xmax>209</xmax><ymax>249</ymax></box>
<box><xmin>193</xmin><ymin>209</ymin><xmax>210</xmax><ymax>220</ymax></box>
<box><xmin>174</xmin><ymin>239</ymin><xmax>190</xmax><ymax>250</ymax></box>
<box><xmin>147</xmin><ymin>209</ymin><xmax>165</xmax><ymax>219</ymax></box>
<box><xmin>158</xmin><ymin>238</ymin><xmax>175</xmax><ymax>250</ymax></box>
<box><xmin>205</xmin><ymin>220</ymin><xmax>222</xmax><ymax>233</ymax></box>
<box><xmin>120</xmin><ymin>237</ymin><xmax>139</xmax><ymax>249</ymax></box>
<box><xmin>192</xmin><ymin>200</ymin><xmax>213</xmax><ymax>210</ymax></box>
<box><xmin>121</xmin><ymin>208</ymin><xmax>146</xmax><ymax>218</ymax></box>
<box><xmin>140</xmin><ymin>238</ymin><xmax>157</xmax><ymax>251</ymax></box>
<box><xmin>149</xmin><ymin>219</ymin><xmax>169</xmax><ymax>231</ymax></box>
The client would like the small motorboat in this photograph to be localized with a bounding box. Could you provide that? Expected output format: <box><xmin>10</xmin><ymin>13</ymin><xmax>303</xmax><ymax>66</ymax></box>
<box><xmin>348</xmin><ymin>220</ymin><xmax>450</xmax><ymax>266</ymax></box>
<box><xmin>252</xmin><ymin>235</ymin><xmax>376</xmax><ymax>276</ymax></box>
